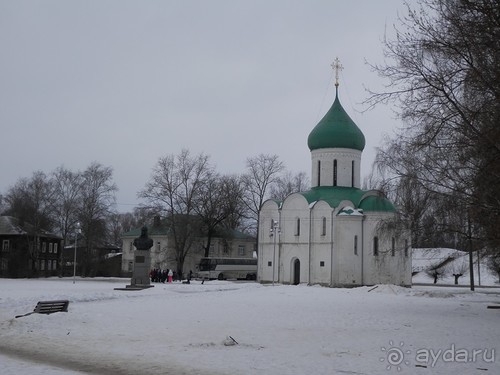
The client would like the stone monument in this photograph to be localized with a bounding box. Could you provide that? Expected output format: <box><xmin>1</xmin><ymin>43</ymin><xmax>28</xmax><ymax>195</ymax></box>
<box><xmin>122</xmin><ymin>226</ymin><xmax>154</xmax><ymax>290</ymax></box>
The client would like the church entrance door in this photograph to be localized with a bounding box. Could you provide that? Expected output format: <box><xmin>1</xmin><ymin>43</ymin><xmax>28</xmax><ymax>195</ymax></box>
<box><xmin>292</xmin><ymin>259</ymin><xmax>300</xmax><ymax>285</ymax></box>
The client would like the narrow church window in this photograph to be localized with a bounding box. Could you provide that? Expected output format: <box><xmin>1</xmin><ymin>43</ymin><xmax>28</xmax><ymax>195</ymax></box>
<box><xmin>320</xmin><ymin>261</ymin><xmax>325</xmax><ymax>267</ymax></box>
<box><xmin>404</xmin><ymin>239</ymin><xmax>409</xmax><ymax>257</ymax></box>
<box><xmin>268</xmin><ymin>261</ymin><xmax>272</xmax><ymax>267</ymax></box>
<box><xmin>354</xmin><ymin>235</ymin><xmax>358</xmax><ymax>255</ymax></box>
<box><xmin>391</xmin><ymin>237</ymin><xmax>395</xmax><ymax>256</ymax></box>
<box><xmin>2</xmin><ymin>240</ymin><xmax>9</xmax><ymax>252</ymax></box>
<box><xmin>317</xmin><ymin>160</ymin><xmax>321</xmax><ymax>186</ymax></box>
<box><xmin>321</xmin><ymin>217</ymin><xmax>327</xmax><ymax>236</ymax></box>
<box><xmin>295</xmin><ymin>218</ymin><xmax>301</xmax><ymax>236</ymax></box>
<box><xmin>351</xmin><ymin>160</ymin><xmax>355</xmax><ymax>187</ymax></box>
<box><xmin>157</xmin><ymin>241</ymin><xmax>161</xmax><ymax>252</ymax></box>
<box><xmin>333</xmin><ymin>159</ymin><xmax>338</xmax><ymax>186</ymax></box>
<box><xmin>54</xmin><ymin>243</ymin><xmax>58</xmax><ymax>253</ymax></box>
<box><xmin>373</xmin><ymin>236</ymin><xmax>379</xmax><ymax>256</ymax></box>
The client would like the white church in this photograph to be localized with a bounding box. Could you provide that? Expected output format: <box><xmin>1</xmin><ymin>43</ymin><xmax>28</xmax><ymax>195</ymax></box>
<box><xmin>258</xmin><ymin>62</ymin><xmax>412</xmax><ymax>287</ymax></box>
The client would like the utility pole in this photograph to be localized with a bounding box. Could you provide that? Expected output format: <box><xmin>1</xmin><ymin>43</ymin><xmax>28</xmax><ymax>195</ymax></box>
<box><xmin>270</xmin><ymin>219</ymin><xmax>280</xmax><ymax>286</ymax></box>
<box><xmin>467</xmin><ymin>212</ymin><xmax>474</xmax><ymax>291</ymax></box>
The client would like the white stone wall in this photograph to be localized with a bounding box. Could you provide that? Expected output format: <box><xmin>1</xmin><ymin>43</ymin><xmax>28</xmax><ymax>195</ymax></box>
<box><xmin>258</xmin><ymin>200</ymin><xmax>280</xmax><ymax>283</ymax></box>
<box><xmin>311</xmin><ymin>148</ymin><xmax>362</xmax><ymax>188</ymax></box>
<box><xmin>361</xmin><ymin>213</ymin><xmax>412</xmax><ymax>286</ymax></box>
<box><xmin>309</xmin><ymin>201</ymin><xmax>334</xmax><ymax>285</ymax></box>
<box><xmin>258</xmin><ymin>197</ymin><xmax>412</xmax><ymax>287</ymax></box>
<box><xmin>334</xmin><ymin>215</ymin><xmax>363</xmax><ymax>286</ymax></box>
<box><xmin>279</xmin><ymin>193</ymin><xmax>311</xmax><ymax>285</ymax></box>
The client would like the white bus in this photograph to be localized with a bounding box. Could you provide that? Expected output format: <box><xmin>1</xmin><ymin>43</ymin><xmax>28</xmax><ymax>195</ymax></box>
<box><xmin>197</xmin><ymin>257</ymin><xmax>257</xmax><ymax>280</ymax></box>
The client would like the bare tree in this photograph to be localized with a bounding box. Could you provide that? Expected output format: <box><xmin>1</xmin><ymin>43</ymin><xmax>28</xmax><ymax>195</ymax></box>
<box><xmin>270</xmin><ymin>171</ymin><xmax>309</xmax><ymax>202</ymax></box>
<box><xmin>139</xmin><ymin>149</ymin><xmax>212</xmax><ymax>278</ymax></box>
<box><xmin>107</xmin><ymin>213</ymin><xmax>126</xmax><ymax>247</ymax></box>
<box><xmin>426</xmin><ymin>262</ymin><xmax>448</xmax><ymax>284</ymax></box>
<box><xmin>78</xmin><ymin>162</ymin><xmax>118</xmax><ymax>276</ymax></box>
<box><xmin>106</xmin><ymin>210</ymin><xmax>155</xmax><ymax>251</ymax></box>
<box><xmin>3</xmin><ymin>171</ymin><xmax>56</xmax><ymax>274</ymax></box>
<box><xmin>3</xmin><ymin>171</ymin><xmax>55</xmax><ymax>231</ymax></box>
<box><xmin>50</xmin><ymin>166</ymin><xmax>83</xmax><ymax>274</ymax></box>
<box><xmin>366</xmin><ymin>0</ymin><xmax>500</xmax><ymax>252</ymax></box>
<box><xmin>194</xmin><ymin>173</ymin><xmax>246</xmax><ymax>257</ymax></box>
<box><xmin>487</xmin><ymin>254</ymin><xmax>500</xmax><ymax>284</ymax></box>
<box><xmin>242</xmin><ymin>154</ymin><xmax>284</xmax><ymax>235</ymax></box>
<box><xmin>0</xmin><ymin>194</ymin><xmax>6</xmax><ymax>214</ymax></box>
<box><xmin>447</xmin><ymin>256</ymin><xmax>468</xmax><ymax>285</ymax></box>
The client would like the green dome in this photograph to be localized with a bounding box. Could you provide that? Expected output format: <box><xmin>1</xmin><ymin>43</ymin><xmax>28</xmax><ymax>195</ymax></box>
<box><xmin>307</xmin><ymin>89</ymin><xmax>366</xmax><ymax>151</ymax></box>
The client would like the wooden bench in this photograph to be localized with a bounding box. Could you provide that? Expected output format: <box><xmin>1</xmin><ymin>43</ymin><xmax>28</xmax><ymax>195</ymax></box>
<box><xmin>15</xmin><ymin>300</ymin><xmax>70</xmax><ymax>318</ymax></box>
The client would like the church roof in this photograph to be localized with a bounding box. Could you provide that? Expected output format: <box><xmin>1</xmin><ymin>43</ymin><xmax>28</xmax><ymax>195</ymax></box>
<box><xmin>307</xmin><ymin>88</ymin><xmax>366</xmax><ymax>151</ymax></box>
<box><xmin>297</xmin><ymin>186</ymin><xmax>396</xmax><ymax>212</ymax></box>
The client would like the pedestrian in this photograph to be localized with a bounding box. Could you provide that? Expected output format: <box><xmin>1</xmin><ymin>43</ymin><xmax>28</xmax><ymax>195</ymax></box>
<box><xmin>168</xmin><ymin>269</ymin><xmax>173</xmax><ymax>283</ymax></box>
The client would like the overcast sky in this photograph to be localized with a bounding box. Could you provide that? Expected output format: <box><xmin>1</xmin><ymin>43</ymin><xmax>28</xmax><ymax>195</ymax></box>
<box><xmin>0</xmin><ymin>0</ymin><xmax>407</xmax><ymax>212</ymax></box>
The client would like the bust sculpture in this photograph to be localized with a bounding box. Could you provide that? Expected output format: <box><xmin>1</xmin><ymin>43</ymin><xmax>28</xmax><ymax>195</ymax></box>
<box><xmin>133</xmin><ymin>226</ymin><xmax>153</xmax><ymax>251</ymax></box>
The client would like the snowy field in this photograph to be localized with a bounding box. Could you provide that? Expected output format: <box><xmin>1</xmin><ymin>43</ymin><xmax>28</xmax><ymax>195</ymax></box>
<box><xmin>413</xmin><ymin>248</ymin><xmax>499</xmax><ymax>286</ymax></box>
<box><xmin>1</xmin><ymin>278</ymin><xmax>499</xmax><ymax>375</ymax></box>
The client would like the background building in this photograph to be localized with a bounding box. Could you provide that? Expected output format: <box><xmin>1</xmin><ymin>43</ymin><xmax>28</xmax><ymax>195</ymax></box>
<box><xmin>121</xmin><ymin>218</ymin><xmax>256</xmax><ymax>278</ymax></box>
<box><xmin>0</xmin><ymin>216</ymin><xmax>62</xmax><ymax>278</ymax></box>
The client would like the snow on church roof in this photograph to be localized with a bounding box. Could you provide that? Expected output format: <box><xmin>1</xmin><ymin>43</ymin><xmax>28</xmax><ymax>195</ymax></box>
<box><xmin>338</xmin><ymin>206</ymin><xmax>363</xmax><ymax>215</ymax></box>
<box><xmin>298</xmin><ymin>186</ymin><xmax>396</xmax><ymax>212</ymax></box>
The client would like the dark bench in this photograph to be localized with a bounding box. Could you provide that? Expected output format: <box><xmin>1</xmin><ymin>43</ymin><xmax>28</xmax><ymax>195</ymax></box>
<box><xmin>15</xmin><ymin>300</ymin><xmax>70</xmax><ymax>318</ymax></box>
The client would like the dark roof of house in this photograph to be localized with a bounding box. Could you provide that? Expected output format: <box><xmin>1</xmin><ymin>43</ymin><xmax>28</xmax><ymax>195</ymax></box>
<box><xmin>0</xmin><ymin>216</ymin><xmax>62</xmax><ymax>239</ymax></box>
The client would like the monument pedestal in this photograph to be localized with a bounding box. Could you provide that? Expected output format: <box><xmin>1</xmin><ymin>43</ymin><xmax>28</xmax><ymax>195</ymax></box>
<box><xmin>115</xmin><ymin>226</ymin><xmax>155</xmax><ymax>291</ymax></box>
<box><xmin>127</xmin><ymin>249</ymin><xmax>153</xmax><ymax>289</ymax></box>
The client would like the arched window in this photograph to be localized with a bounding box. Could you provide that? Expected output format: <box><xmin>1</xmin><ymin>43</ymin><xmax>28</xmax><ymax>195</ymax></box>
<box><xmin>321</xmin><ymin>217</ymin><xmax>327</xmax><ymax>236</ymax></box>
<box><xmin>373</xmin><ymin>236</ymin><xmax>379</xmax><ymax>256</ymax></box>
<box><xmin>391</xmin><ymin>237</ymin><xmax>395</xmax><ymax>256</ymax></box>
<box><xmin>333</xmin><ymin>159</ymin><xmax>338</xmax><ymax>186</ymax></box>
<box><xmin>317</xmin><ymin>160</ymin><xmax>321</xmax><ymax>186</ymax></box>
<box><xmin>295</xmin><ymin>218</ymin><xmax>301</xmax><ymax>236</ymax></box>
<box><xmin>354</xmin><ymin>235</ymin><xmax>358</xmax><ymax>255</ymax></box>
<box><xmin>351</xmin><ymin>160</ymin><xmax>355</xmax><ymax>187</ymax></box>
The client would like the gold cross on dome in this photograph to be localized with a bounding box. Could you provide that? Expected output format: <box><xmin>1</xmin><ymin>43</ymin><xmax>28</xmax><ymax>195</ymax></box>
<box><xmin>331</xmin><ymin>57</ymin><xmax>343</xmax><ymax>87</ymax></box>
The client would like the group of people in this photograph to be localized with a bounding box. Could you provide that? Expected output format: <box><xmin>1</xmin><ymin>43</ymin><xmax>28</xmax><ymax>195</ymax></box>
<box><xmin>149</xmin><ymin>268</ymin><xmax>195</xmax><ymax>284</ymax></box>
<box><xmin>150</xmin><ymin>268</ymin><xmax>174</xmax><ymax>283</ymax></box>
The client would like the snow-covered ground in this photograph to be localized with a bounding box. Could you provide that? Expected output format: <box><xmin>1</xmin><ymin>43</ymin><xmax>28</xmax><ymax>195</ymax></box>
<box><xmin>413</xmin><ymin>248</ymin><xmax>499</xmax><ymax>286</ymax></box>
<box><xmin>1</xmin><ymin>277</ymin><xmax>499</xmax><ymax>375</ymax></box>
